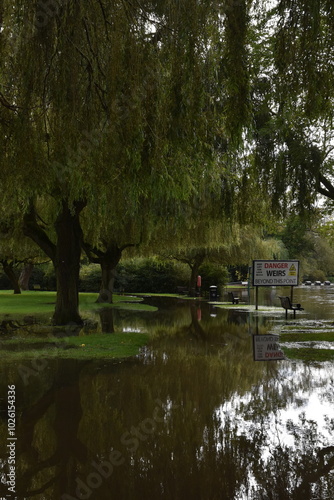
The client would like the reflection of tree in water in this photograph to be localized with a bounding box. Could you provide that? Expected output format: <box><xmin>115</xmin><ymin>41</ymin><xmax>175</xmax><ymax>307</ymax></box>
<box><xmin>97</xmin><ymin>307</ymin><xmax>115</xmax><ymax>333</ymax></box>
<box><xmin>79</xmin><ymin>338</ymin><xmax>334</xmax><ymax>499</ymax></box>
<box><xmin>226</xmin><ymin>363</ymin><xmax>334</xmax><ymax>499</ymax></box>
<box><xmin>188</xmin><ymin>305</ymin><xmax>206</xmax><ymax>339</ymax></box>
<box><xmin>251</xmin><ymin>414</ymin><xmax>334</xmax><ymax>499</ymax></box>
<box><xmin>0</xmin><ymin>303</ymin><xmax>333</xmax><ymax>499</ymax></box>
<box><xmin>227</xmin><ymin>309</ymin><xmax>249</xmax><ymax>325</ymax></box>
<box><xmin>1</xmin><ymin>360</ymin><xmax>89</xmax><ymax>499</ymax></box>
<box><xmin>73</xmin><ymin>317</ymin><xmax>270</xmax><ymax>499</ymax></box>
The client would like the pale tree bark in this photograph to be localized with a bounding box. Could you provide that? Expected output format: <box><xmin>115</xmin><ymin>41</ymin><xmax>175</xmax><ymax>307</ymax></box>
<box><xmin>18</xmin><ymin>262</ymin><xmax>34</xmax><ymax>291</ymax></box>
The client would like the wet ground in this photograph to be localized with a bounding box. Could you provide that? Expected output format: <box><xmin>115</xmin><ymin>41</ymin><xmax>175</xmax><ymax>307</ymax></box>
<box><xmin>0</xmin><ymin>286</ymin><xmax>333</xmax><ymax>499</ymax></box>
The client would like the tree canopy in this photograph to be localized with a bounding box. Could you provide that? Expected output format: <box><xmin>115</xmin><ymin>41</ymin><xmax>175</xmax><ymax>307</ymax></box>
<box><xmin>0</xmin><ymin>0</ymin><xmax>254</xmax><ymax>322</ymax></box>
<box><xmin>250</xmin><ymin>0</ymin><xmax>334</xmax><ymax>214</ymax></box>
<box><xmin>1</xmin><ymin>0</ymin><xmax>334</xmax><ymax>322</ymax></box>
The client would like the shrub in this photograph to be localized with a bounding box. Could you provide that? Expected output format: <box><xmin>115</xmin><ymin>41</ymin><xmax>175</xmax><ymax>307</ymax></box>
<box><xmin>0</xmin><ymin>272</ymin><xmax>11</xmax><ymax>289</ymax></box>
<box><xmin>198</xmin><ymin>263</ymin><xmax>229</xmax><ymax>292</ymax></box>
<box><xmin>79</xmin><ymin>264</ymin><xmax>101</xmax><ymax>292</ymax></box>
<box><xmin>77</xmin><ymin>257</ymin><xmax>229</xmax><ymax>295</ymax></box>
<box><xmin>115</xmin><ymin>258</ymin><xmax>188</xmax><ymax>293</ymax></box>
<box><xmin>30</xmin><ymin>263</ymin><xmax>56</xmax><ymax>290</ymax></box>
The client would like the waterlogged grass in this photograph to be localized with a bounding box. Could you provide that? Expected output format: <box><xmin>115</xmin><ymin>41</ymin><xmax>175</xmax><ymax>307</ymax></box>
<box><xmin>215</xmin><ymin>304</ymin><xmax>283</xmax><ymax>315</ymax></box>
<box><xmin>279</xmin><ymin>321</ymin><xmax>334</xmax><ymax>362</ymax></box>
<box><xmin>0</xmin><ymin>332</ymin><xmax>150</xmax><ymax>361</ymax></box>
<box><xmin>0</xmin><ymin>291</ymin><xmax>155</xmax><ymax>360</ymax></box>
<box><xmin>280</xmin><ymin>331</ymin><xmax>334</xmax><ymax>343</ymax></box>
<box><xmin>0</xmin><ymin>290</ymin><xmax>156</xmax><ymax>318</ymax></box>
<box><xmin>281</xmin><ymin>347</ymin><xmax>334</xmax><ymax>362</ymax></box>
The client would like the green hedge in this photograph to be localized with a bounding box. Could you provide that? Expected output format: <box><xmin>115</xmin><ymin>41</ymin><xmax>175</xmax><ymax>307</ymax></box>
<box><xmin>115</xmin><ymin>258</ymin><xmax>189</xmax><ymax>293</ymax></box>
<box><xmin>79</xmin><ymin>263</ymin><xmax>101</xmax><ymax>292</ymax></box>
<box><xmin>0</xmin><ymin>257</ymin><xmax>229</xmax><ymax>295</ymax></box>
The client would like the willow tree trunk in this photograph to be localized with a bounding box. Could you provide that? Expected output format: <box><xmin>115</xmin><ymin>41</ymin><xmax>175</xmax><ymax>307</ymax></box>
<box><xmin>19</xmin><ymin>262</ymin><xmax>34</xmax><ymax>291</ymax></box>
<box><xmin>52</xmin><ymin>202</ymin><xmax>84</xmax><ymax>325</ymax></box>
<box><xmin>2</xmin><ymin>261</ymin><xmax>21</xmax><ymax>294</ymax></box>
<box><xmin>96</xmin><ymin>263</ymin><xmax>116</xmax><ymax>303</ymax></box>
<box><xmin>23</xmin><ymin>200</ymin><xmax>86</xmax><ymax>326</ymax></box>
<box><xmin>189</xmin><ymin>265</ymin><xmax>199</xmax><ymax>295</ymax></box>
<box><xmin>83</xmin><ymin>241</ymin><xmax>125</xmax><ymax>304</ymax></box>
<box><xmin>188</xmin><ymin>253</ymin><xmax>205</xmax><ymax>296</ymax></box>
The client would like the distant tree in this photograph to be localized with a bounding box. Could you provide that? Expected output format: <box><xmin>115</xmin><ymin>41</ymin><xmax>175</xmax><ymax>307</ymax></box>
<box><xmin>0</xmin><ymin>211</ymin><xmax>48</xmax><ymax>294</ymax></box>
<box><xmin>279</xmin><ymin>215</ymin><xmax>315</xmax><ymax>260</ymax></box>
<box><xmin>18</xmin><ymin>262</ymin><xmax>35</xmax><ymax>291</ymax></box>
<box><xmin>165</xmin><ymin>225</ymin><xmax>285</xmax><ymax>291</ymax></box>
<box><xmin>83</xmin><ymin>239</ymin><xmax>136</xmax><ymax>303</ymax></box>
<box><xmin>0</xmin><ymin>259</ymin><xmax>21</xmax><ymax>294</ymax></box>
<box><xmin>249</xmin><ymin>0</ymin><xmax>334</xmax><ymax>215</ymax></box>
<box><xmin>274</xmin><ymin>212</ymin><xmax>334</xmax><ymax>280</ymax></box>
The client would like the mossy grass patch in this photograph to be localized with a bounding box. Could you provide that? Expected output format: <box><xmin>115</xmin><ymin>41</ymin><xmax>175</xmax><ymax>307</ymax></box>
<box><xmin>282</xmin><ymin>347</ymin><xmax>334</xmax><ymax>362</ymax></box>
<box><xmin>280</xmin><ymin>331</ymin><xmax>334</xmax><ymax>343</ymax></box>
<box><xmin>278</xmin><ymin>320</ymin><xmax>334</xmax><ymax>362</ymax></box>
<box><xmin>0</xmin><ymin>331</ymin><xmax>150</xmax><ymax>361</ymax></box>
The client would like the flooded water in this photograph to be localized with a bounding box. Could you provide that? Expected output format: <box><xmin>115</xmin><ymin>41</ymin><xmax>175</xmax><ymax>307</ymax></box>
<box><xmin>0</xmin><ymin>286</ymin><xmax>334</xmax><ymax>499</ymax></box>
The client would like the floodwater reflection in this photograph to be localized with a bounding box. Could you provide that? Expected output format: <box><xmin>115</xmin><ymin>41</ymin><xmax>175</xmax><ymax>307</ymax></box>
<box><xmin>0</xmin><ymin>291</ymin><xmax>333</xmax><ymax>499</ymax></box>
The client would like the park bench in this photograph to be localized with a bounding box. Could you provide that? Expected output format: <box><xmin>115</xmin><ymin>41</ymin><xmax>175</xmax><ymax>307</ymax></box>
<box><xmin>176</xmin><ymin>286</ymin><xmax>189</xmax><ymax>296</ymax></box>
<box><xmin>228</xmin><ymin>291</ymin><xmax>239</xmax><ymax>304</ymax></box>
<box><xmin>278</xmin><ymin>296</ymin><xmax>304</xmax><ymax>319</ymax></box>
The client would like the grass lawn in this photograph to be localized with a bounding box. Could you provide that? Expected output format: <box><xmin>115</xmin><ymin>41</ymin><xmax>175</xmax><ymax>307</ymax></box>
<box><xmin>0</xmin><ymin>290</ymin><xmax>156</xmax><ymax>317</ymax></box>
<box><xmin>0</xmin><ymin>290</ymin><xmax>155</xmax><ymax>360</ymax></box>
<box><xmin>0</xmin><ymin>290</ymin><xmax>56</xmax><ymax>316</ymax></box>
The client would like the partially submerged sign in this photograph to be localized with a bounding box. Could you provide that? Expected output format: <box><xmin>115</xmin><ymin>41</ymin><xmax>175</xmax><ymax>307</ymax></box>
<box><xmin>252</xmin><ymin>334</ymin><xmax>285</xmax><ymax>361</ymax></box>
<box><xmin>252</xmin><ymin>260</ymin><xmax>299</xmax><ymax>287</ymax></box>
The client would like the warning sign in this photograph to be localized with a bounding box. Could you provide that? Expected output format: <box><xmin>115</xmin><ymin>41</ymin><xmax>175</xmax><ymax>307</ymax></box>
<box><xmin>289</xmin><ymin>264</ymin><xmax>297</xmax><ymax>276</ymax></box>
<box><xmin>252</xmin><ymin>260</ymin><xmax>299</xmax><ymax>287</ymax></box>
<box><xmin>252</xmin><ymin>334</ymin><xmax>285</xmax><ymax>361</ymax></box>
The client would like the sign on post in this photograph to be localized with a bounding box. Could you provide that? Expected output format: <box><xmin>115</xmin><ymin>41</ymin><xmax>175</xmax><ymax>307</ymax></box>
<box><xmin>252</xmin><ymin>260</ymin><xmax>299</xmax><ymax>287</ymax></box>
<box><xmin>252</xmin><ymin>334</ymin><xmax>285</xmax><ymax>361</ymax></box>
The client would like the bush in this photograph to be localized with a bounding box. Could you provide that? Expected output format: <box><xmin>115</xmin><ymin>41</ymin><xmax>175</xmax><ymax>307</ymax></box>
<box><xmin>198</xmin><ymin>263</ymin><xmax>229</xmax><ymax>292</ymax></box>
<box><xmin>303</xmin><ymin>270</ymin><xmax>327</xmax><ymax>283</ymax></box>
<box><xmin>76</xmin><ymin>258</ymin><xmax>229</xmax><ymax>295</ymax></box>
<box><xmin>115</xmin><ymin>258</ymin><xmax>188</xmax><ymax>293</ymax></box>
<box><xmin>79</xmin><ymin>264</ymin><xmax>101</xmax><ymax>292</ymax></box>
<box><xmin>227</xmin><ymin>265</ymin><xmax>249</xmax><ymax>282</ymax></box>
<box><xmin>0</xmin><ymin>272</ymin><xmax>11</xmax><ymax>290</ymax></box>
<box><xmin>30</xmin><ymin>263</ymin><xmax>56</xmax><ymax>290</ymax></box>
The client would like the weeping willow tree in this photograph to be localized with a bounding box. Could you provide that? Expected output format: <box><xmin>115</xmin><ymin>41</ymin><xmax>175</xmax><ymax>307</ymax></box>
<box><xmin>162</xmin><ymin>225</ymin><xmax>285</xmax><ymax>291</ymax></box>
<box><xmin>249</xmin><ymin>0</ymin><xmax>334</xmax><ymax>215</ymax></box>
<box><xmin>0</xmin><ymin>1</ymin><xmax>258</xmax><ymax>323</ymax></box>
<box><xmin>123</xmin><ymin>167</ymin><xmax>279</xmax><ymax>292</ymax></box>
